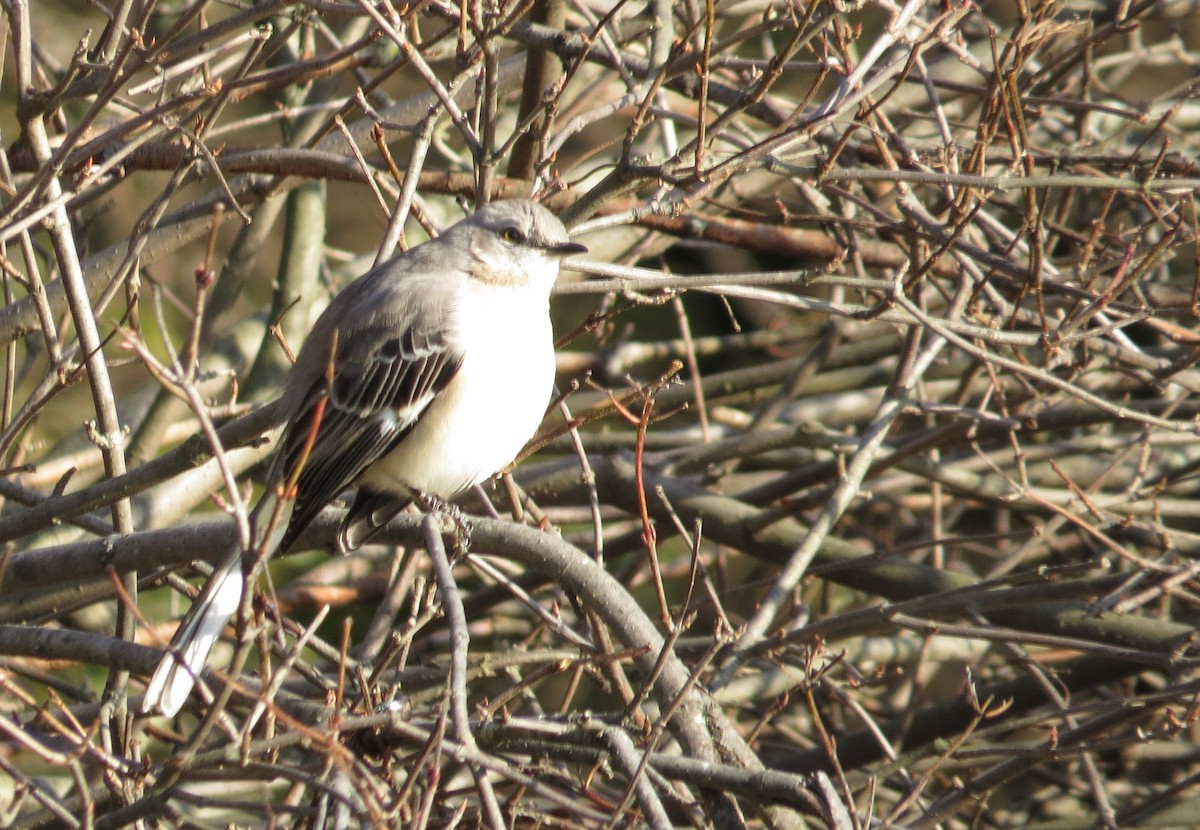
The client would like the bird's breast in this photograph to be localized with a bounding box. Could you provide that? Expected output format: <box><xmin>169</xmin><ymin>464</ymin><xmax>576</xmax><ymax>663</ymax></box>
<box><xmin>361</xmin><ymin>282</ymin><xmax>555</xmax><ymax>498</ymax></box>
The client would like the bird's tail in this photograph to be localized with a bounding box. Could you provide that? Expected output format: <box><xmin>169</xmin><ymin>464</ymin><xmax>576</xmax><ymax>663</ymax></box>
<box><xmin>142</xmin><ymin>490</ymin><xmax>293</xmax><ymax>717</ymax></box>
<box><xmin>141</xmin><ymin>549</ymin><xmax>244</xmax><ymax>717</ymax></box>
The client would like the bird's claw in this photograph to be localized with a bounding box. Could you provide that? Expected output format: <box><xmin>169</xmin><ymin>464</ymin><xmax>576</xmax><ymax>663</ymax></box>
<box><xmin>414</xmin><ymin>491</ymin><xmax>473</xmax><ymax>555</ymax></box>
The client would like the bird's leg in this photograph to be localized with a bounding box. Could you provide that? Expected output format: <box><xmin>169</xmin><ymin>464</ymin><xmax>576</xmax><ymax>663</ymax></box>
<box><xmin>412</xmin><ymin>490</ymin><xmax>473</xmax><ymax>554</ymax></box>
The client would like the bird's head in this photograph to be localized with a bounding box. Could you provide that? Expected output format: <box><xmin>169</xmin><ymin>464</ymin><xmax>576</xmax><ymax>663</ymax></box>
<box><xmin>454</xmin><ymin>199</ymin><xmax>587</xmax><ymax>292</ymax></box>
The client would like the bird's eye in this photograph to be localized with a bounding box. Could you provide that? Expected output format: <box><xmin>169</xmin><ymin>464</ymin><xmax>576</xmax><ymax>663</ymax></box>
<box><xmin>501</xmin><ymin>226</ymin><xmax>525</xmax><ymax>244</ymax></box>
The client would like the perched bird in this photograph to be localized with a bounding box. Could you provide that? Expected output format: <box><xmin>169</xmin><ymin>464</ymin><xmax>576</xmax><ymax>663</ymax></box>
<box><xmin>143</xmin><ymin>199</ymin><xmax>586</xmax><ymax>717</ymax></box>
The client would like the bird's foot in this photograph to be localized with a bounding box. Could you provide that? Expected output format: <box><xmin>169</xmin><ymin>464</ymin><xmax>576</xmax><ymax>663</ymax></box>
<box><xmin>413</xmin><ymin>491</ymin><xmax>473</xmax><ymax>554</ymax></box>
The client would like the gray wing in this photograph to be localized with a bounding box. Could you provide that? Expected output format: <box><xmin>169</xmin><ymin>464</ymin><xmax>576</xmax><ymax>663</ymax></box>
<box><xmin>144</xmin><ymin>245</ymin><xmax>469</xmax><ymax>717</ymax></box>
<box><xmin>266</xmin><ymin>280</ymin><xmax>462</xmax><ymax>553</ymax></box>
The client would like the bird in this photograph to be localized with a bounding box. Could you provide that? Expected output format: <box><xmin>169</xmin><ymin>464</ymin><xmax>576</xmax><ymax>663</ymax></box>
<box><xmin>142</xmin><ymin>199</ymin><xmax>586</xmax><ymax>717</ymax></box>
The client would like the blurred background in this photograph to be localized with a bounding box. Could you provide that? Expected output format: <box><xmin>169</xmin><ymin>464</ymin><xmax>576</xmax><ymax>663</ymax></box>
<box><xmin>3</xmin><ymin>1</ymin><xmax>1200</xmax><ymax>828</ymax></box>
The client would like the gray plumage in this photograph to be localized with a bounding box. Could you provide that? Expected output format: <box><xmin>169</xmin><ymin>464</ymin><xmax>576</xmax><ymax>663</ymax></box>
<box><xmin>142</xmin><ymin>199</ymin><xmax>585</xmax><ymax>717</ymax></box>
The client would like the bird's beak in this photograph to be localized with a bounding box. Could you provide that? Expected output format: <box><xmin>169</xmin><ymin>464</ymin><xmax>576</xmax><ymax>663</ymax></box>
<box><xmin>548</xmin><ymin>241</ymin><xmax>588</xmax><ymax>256</ymax></box>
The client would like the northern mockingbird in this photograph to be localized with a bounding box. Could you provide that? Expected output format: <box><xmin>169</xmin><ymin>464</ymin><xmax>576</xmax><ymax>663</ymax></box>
<box><xmin>143</xmin><ymin>199</ymin><xmax>586</xmax><ymax>717</ymax></box>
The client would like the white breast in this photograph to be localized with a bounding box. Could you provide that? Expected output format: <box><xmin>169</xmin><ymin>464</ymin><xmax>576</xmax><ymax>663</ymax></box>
<box><xmin>361</xmin><ymin>279</ymin><xmax>555</xmax><ymax>498</ymax></box>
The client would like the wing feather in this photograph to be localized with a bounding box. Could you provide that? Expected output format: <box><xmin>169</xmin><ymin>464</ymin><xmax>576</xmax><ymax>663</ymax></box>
<box><xmin>263</xmin><ymin>288</ymin><xmax>463</xmax><ymax>553</ymax></box>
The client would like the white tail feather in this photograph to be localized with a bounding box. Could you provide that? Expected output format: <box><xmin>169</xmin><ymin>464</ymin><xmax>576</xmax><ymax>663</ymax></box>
<box><xmin>142</xmin><ymin>552</ymin><xmax>245</xmax><ymax>717</ymax></box>
<box><xmin>143</xmin><ymin>491</ymin><xmax>293</xmax><ymax>716</ymax></box>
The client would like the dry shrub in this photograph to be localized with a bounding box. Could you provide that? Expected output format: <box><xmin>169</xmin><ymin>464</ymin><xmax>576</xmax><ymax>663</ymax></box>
<box><xmin>2</xmin><ymin>1</ymin><xmax>1200</xmax><ymax>828</ymax></box>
